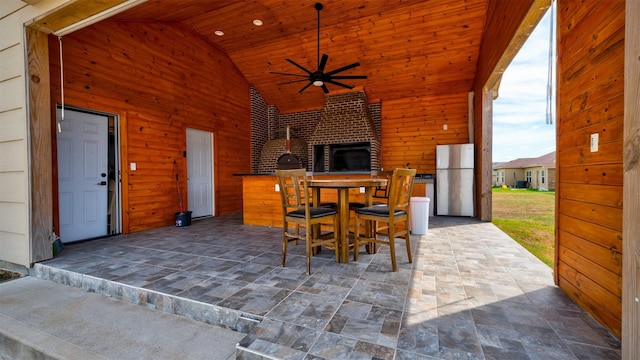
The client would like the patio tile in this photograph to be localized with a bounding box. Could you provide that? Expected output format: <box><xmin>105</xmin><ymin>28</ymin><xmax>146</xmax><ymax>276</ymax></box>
<box><xmin>36</xmin><ymin>214</ymin><xmax>621</xmax><ymax>359</ymax></box>
<box><xmin>238</xmin><ymin>318</ymin><xmax>320</xmax><ymax>359</ymax></box>
<box><xmin>112</xmin><ymin>265</ymin><xmax>177</xmax><ymax>287</ymax></box>
<box><xmin>142</xmin><ymin>271</ymin><xmax>210</xmax><ymax>295</ymax></box>
<box><xmin>267</xmin><ymin>291</ymin><xmax>343</xmax><ymax>330</ymax></box>
<box><xmin>326</xmin><ymin>300</ymin><xmax>403</xmax><ymax>348</ymax></box>
<box><xmin>178</xmin><ymin>277</ymin><xmax>250</xmax><ymax>304</ymax></box>
<box><xmin>346</xmin><ymin>278</ymin><xmax>408</xmax><ymax>311</ymax></box>
<box><xmin>217</xmin><ymin>283</ymin><xmax>291</xmax><ymax>316</ymax></box>
<box><xmin>296</xmin><ymin>271</ymin><xmax>358</xmax><ymax>297</ymax></box>
<box><xmin>309</xmin><ymin>331</ymin><xmax>395</xmax><ymax>360</ymax></box>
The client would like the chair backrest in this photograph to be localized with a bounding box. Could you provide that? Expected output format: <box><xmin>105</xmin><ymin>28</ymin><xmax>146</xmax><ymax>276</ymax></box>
<box><xmin>372</xmin><ymin>170</ymin><xmax>393</xmax><ymax>199</ymax></box>
<box><xmin>275</xmin><ymin>169</ymin><xmax>310</xmax><ymax>214</ymax></box>
<box><xmin>387</xmin><ymin>168</ymin><xmax>417</xmax><ymax>213</ymax></box>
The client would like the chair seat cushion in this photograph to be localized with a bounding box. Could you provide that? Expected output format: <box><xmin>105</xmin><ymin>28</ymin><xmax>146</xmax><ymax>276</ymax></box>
<box><xmin>355</xmin><ymin>205</ymin><xmax>406</xmax><ymax>217</ymax></box>
<box><xmin>287</xmin><ymin>207</ymin><xmax>337</xmax><ymax>219</ymax></box>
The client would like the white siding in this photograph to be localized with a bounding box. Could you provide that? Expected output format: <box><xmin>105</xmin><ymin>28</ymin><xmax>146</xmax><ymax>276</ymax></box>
<box><xmin>0</xmin><ymin>0</ymin><xmax>68</xmax><ymax>267</ymax></box>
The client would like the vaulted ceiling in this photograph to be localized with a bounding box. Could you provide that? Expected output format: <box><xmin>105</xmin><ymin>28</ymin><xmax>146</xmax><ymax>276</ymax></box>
<box><xmin>68</xmin><ymin>0</ymin><xmax>491</xmax><ymax>113</ymax></box>
<box><xmin>109</xmin><ymin>0</ymin><xmax>490</xmax><ymax>113</ymax></box>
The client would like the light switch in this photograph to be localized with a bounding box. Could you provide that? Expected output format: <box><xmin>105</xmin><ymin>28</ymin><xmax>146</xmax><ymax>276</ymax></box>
<box><xmin>443</xmin><ymin>124</ymin><xmax>448</xmax><ymax>130</ymax></box>
<box><xmin>130</xmin><ymin>162</ymin><xmax>137</xmax><ymax>171</ymax></box>
<box><xmin>590</xmin><ymin>133</ymin><xmax>599</xmax><ymax>152</ymax></box>
<box><xmin>275</xmin><ymin>184</ymin><xmax>280</xmax><ymax>192</ymax></box>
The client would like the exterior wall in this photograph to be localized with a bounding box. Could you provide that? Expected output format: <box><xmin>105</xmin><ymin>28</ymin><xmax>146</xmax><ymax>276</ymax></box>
<box><xmin>556</xmin><ymin>0</ymin><xmax>624</xmax><ymax>338</ymax></box>
<box><xmin>48</xmin><ymin>21</ymin><xmax>251</xmax><ymax>233</ymax></box>
<box><xmin>0</xmin><ymin>0</ymin><xmax>69</xmax><ymax>269</ymax></box>
<box><xmin>496</xmin><ymin>168</ymin><xmax>525</xmax><ymax>188</ymax></box>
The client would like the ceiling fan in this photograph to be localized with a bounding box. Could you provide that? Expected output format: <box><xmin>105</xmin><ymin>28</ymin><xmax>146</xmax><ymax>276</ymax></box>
<box><xmin>270</xmin><ymin>2</ymin><xmax>367</xmax><ymax>94</ymax></box>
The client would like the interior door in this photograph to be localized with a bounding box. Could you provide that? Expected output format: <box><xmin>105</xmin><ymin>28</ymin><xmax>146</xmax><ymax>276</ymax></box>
<box><xmin>57</xmin><ymin>108</ymin><xmax>109</xmax><ymax>242</ymax></box>
<box><xmin>186</xmin><ymin>128</ymin><xmax>214</xmax><ymax>218</ymax></box>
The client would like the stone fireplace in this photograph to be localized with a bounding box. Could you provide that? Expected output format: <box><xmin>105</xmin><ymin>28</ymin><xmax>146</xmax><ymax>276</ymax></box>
<box><xmin>251</xmin><ymin>88</ymin><xmax>381</xmax><ymax>173</ymax></box>
<box><xmin>308</xmin><ymin>91</ymin><xmax>380</xmax><ymax>173</ymax></box>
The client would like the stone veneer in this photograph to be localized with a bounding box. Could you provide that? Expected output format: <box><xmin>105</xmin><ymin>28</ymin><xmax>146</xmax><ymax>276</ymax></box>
<box><xmin>307</xmin><ymin>91</ymin><xmax>380</xmax><ymax>172</ymax></box>
<box><xmin>250</xmin><ymin>88</ymin><xmax>381</xmax><ymax>173</ymax></box>
<box><xmin>257</xmin><ymin>137</ymin><xmax>308</xmax><ymax>173</ymax></box>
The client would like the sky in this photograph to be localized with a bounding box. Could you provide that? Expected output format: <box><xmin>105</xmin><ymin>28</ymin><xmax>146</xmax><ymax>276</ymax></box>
<box><xmin>492</xmin><ymin>7</ymin><xmax>555</xmax><ymax>163</ymax></box>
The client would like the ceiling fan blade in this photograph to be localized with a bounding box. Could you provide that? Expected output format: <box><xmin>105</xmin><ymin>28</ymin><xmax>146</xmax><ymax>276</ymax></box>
<box><xmin>325</xmin><ymin>62</ymin><xmax>361</xmax><ymax>76</ymax></box>
<box><xmin>298</xmin><ymin>81</ymin><xmax>313</xmax><ymax>93</ymax></box>
<box><xmin>321</xmin><ymin>84</ymin><xmax>329</xmax><ymax>94</ymax></box>
<box><xmin>270</xmin><ymin>71</ymin><xmax>308</xmax><ymax>78</ymax></box>
<box><xmin>330</xmin><ymin>75</ymin><xmax>368</xmax><ymax>80</ymax></box>
<box><xmin>318</xmin><ymin>54</ymin><xmax>329</xmax><ymax>72</ymax></box>
<box><xmin>286</xmin><ymin>58</ymin><xmax>313</xmax><ymax>75</ymax></box>
<box><xmin>325</xmin><ymin>79</ymin><xmax>355</xmax><ymax>90</ymax></box>
<box><xmin>278</xmin><ymin>79</ymin><xmax>311</xmax><ymax>85</ymax></box>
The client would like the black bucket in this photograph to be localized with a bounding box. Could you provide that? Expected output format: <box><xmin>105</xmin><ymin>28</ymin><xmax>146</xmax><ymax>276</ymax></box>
<box><xmin>175</xmin><ymin>211</ymin><xmax>192</xmax><ymax>227</ymax></box>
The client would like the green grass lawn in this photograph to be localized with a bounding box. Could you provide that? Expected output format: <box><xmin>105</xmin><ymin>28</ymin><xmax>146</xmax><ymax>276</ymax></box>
<box><xmin>491</xmin><ymin>187</ymin><xmax>555</xmax><ymax>267</ymax></box>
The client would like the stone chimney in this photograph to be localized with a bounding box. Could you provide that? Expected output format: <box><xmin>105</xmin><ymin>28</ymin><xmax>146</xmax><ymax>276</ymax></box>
<box><xmin>308</xmin><ymin>91</ymin><xmax>380</xmax><ymax>172</ymax></box>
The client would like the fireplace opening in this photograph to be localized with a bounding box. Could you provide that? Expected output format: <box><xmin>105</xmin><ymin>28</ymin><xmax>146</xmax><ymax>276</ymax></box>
<box><xmin>329</xmin><ymin>142</ymin><xmax>371</xmax><ymax>172</ymax></box>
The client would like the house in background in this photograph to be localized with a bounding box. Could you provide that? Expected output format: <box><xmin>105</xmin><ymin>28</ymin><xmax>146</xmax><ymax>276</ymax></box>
<box><xmin>494</xmin><ymin>151</ymin><xmax>556</xmax><ymax>190</ymax></box>
<box><xmin>491</xmin><ymin>162</ymin><xmax>504</xmax><ymax>186</ymax></box>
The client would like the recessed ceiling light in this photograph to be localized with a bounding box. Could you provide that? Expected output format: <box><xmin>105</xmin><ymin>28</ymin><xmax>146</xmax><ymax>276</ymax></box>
<box><xmin>253</xmin><ymin>19</ymin><xmax>263</xmax><ymax>26</ymax></box>
<box><xmin>214</xmin><ymin>30</ymin><xmax>224</xmax><ymax>36</ymax></box>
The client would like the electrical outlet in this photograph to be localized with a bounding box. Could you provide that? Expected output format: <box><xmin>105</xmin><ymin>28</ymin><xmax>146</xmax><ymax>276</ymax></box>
<box><xmin>360</xmin><ymin>187</ymin><xmax>365</xmax><ymax>193</ymax></box>
<box><xmin>590</xmin><ymin>133</ymin><xmax>599</xmax><ymax>152</ymax></box>
<box><xmin>443</xmin><ymin>124</ymin><xmax>448</xmax><ymax>130</ymax></box>
<box><xmin>130</xmin><ymin>162</ymin><xmax>137</xmax><ymax>171</ymax></box>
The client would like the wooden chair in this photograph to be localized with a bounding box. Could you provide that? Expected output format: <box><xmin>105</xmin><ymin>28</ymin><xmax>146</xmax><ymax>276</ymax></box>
<box><xmin>353</xmin><ymin>168</ymin><xmax>417</xmax><ymax>271</ymax></box>
<box><xmin>276</xmin><ymin>169</ymin><xmax>339</xmax><ymax>275</ymax></box>
<box><xmin>348</xmin><ymin>170</ymin><xmax>392</xmax><ymax>210</ymax></box>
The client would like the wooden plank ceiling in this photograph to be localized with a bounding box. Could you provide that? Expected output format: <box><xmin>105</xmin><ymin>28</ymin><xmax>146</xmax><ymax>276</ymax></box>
<box><xmin>111</xmin><ymin>0</ymin><xmax>489</xmax><ymax>113</ymax></box>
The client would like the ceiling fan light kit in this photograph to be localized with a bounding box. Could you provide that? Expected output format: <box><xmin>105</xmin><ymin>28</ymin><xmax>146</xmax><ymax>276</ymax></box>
<box><xmin>270</xmin><ymin>2</ymin><xmax>367</xmax><ymax>94</ymax></box>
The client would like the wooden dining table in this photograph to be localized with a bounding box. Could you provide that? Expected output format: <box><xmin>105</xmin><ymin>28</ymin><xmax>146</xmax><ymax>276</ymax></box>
<box><xmin>308</xmin><ymin>178</ymin><xmax>387</xmax><ymax>263</ymax></box>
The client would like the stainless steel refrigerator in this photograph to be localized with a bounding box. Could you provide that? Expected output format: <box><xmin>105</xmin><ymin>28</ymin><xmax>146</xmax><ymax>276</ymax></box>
<box><xmin>436</xmin><ymin>144</ymin><xmax>475</xmax><ymax>216</ymax></box>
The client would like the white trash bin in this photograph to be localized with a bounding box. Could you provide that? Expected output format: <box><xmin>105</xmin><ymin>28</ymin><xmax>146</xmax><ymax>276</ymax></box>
<box><xmin>410</xmin><ymin>197</ymin><xmax>430</xmax><ymax>235</ymax></box>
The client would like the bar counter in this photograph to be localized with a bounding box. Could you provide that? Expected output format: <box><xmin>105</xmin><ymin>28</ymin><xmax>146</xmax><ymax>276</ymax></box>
<box><xmin>239</xmin><ymin>173</ymin><xmax>426</xmax><ymax>227</ymax></box>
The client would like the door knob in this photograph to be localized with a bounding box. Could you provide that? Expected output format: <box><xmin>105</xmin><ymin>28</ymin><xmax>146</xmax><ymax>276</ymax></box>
<box><xmin>97</xmin><ymin>181</ymin><xmax>107</xmax><ymax>186</ymax></box>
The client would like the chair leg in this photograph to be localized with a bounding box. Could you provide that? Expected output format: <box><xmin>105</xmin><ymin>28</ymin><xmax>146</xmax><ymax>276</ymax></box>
<box><xmin>405</xmin><ymin>229</ymin><xmax>412</xmax><ymax>264</ymax></box>
<box><xmin>333</xmin><ymin>214</ymin><xmax>340</xmax><ymax>262</ymax></box>
<box><xmin>305</xmin><ymin>228</ymin><xmax>312</xmax><ymax>275</ymax></box>
<box><xmin>388</xmin><ymin>222</ymin><xmax>397</xmax><ymax>272</ymax></box>
<box><xmin>366</xmin><ymin>220</ymin><xmax>377</xmax><ymax>254</ymax></box>
<box><xmin>294</xmin><ymin>224</ymin><xmax>300</xmax><ymax>245</ymax></box>
<box><xmin>353</xmin><ymin>216</ymin><xmax>360</xmax><ymax>262</ymax></box>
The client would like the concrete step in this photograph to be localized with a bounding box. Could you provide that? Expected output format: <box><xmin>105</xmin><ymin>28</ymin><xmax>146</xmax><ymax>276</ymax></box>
<box><xmin>0</xmin><ymin>276</ymin><xmax>247</xmax><ymax>360</ymax></box>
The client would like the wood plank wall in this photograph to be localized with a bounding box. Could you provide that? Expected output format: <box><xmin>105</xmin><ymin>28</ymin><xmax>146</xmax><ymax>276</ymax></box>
<box><xmin>556</xmin><ymin>0</ymin><xmax>625</xmax><ymax>338</ymax></box>
<box><xmin>380</xmin><ymin>92</ymin><xmax>470</xmax><ymax>173</ymax></box>
<box><xmin>48</xmin><ymin>21</ymin><xmax>251</xmax><ymax>233</ymax></box>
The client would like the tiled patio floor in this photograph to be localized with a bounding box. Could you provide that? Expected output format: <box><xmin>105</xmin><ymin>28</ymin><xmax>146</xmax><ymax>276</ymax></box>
<box><xmin>35</xmin><ymin>213</ymin><xmax>621</xmax><ymax>359</ymax></box>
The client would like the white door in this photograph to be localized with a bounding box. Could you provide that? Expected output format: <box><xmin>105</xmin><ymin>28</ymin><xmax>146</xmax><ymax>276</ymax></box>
<box><xmin>57</xmin><ymin>109</ymin><xmax>109</xmax><ymax>242</ymax></box>
<box><xmin>186</xmin><ymin>128</ymin><xmax>214</xmax><ymax>218</ymax></box>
